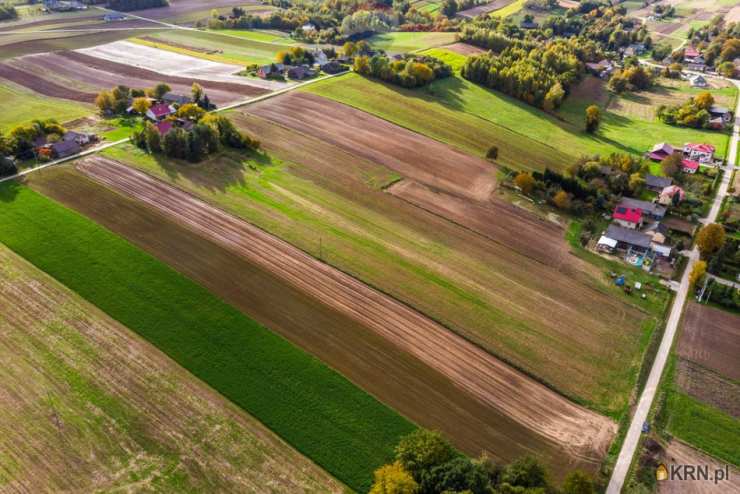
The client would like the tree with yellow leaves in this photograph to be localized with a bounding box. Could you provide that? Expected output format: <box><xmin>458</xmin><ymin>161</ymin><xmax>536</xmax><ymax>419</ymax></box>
<box><xmin>369</xmin><ymin>462</ymin><xmax>418</xmax><ymax>494</ymax></box>
<box><xmin>688</xmin><ymin>260</ymin><xmax>707</xmax><ymax>287</ymax></box>
<box><xmin>131</xmin><ymin>97</ymin><xmax>151</xmax><ymax>116</ymax></box>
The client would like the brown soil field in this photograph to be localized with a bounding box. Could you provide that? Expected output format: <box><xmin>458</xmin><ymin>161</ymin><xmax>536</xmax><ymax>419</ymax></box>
<box><xmin>1</xmin><ymin>51</ymin><xmax>262</xmax><ymax>105</ymax></box>
<box><xmin>0</xmin><ymin>30</ymin><xmax>142</xmax><ymax>60</ymax></box>
<box><xmin>387</xmin><ymin>179</ymin><xmax>600</xmax><ymax>277</ymax></box>
<box><xmin>0</xmin><ymin>62</ymin><xmax>96</xmax><ymax>101</ymax></box>
<box><xmin>444</xmin><ymin>42</ymin><xmax>488</xmax><ymax>56</ymax></box>
<box><xmin>209</xmin><ymin>112</ymin><xmax>653</xmax><ymax>417</ymax></box>
<box><xmin>26</xmin><ymin>163</ymin><xmax>609</xmax><ymax>477</ymax></box>
<box><xmin>659</xmin><ymin>440</ymin><xmax>740</xmax><ymax>494</ymax></box>
<box><xmin>130</xmin><ymin>0</ymin><xmax>261</xmax><ymax>21</ymax></box>
<box><xmin>676</xmin><ymin>359</ymin><xmax>740</xmax><ymax>418</ymax></box>
<box><xmin>677</xmin><ymin>302</ymin><xmax>740</xmax><ymax>382</ymax></box>
<box><xmin>0</xmin><ymin>244</ymin><xmax>344</xmax><ymax>493</ymax></box>
<box><xmin>245</xmin><ymin>92</ymin><xmax>497</xmax><ymax>201</ymax></box>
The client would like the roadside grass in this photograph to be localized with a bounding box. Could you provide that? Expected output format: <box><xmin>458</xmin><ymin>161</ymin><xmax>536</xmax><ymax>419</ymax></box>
<box><xmin>102</xmin><ymin>140</ymin><xmax>653</xmax><ymax>418</ymax></box>
<box><xmin>0</xmin><ymin>182</ymin><xmax>416</xmax><ymax>492</ymax></box>
<box><xmin>0</xmin><ymin>81</ymin><xmax>92</xmax><ymax>132</ymax></box>
<box><xmin>366</xmin><ymin>32</ymin><xmax>456</xmax><ymax>53</ymax></box>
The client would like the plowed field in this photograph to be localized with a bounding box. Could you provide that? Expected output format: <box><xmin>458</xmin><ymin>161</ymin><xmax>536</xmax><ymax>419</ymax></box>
<box><xmin>678</xmin><ymin>303</ymin><xmax>740</xmax><ymax>381</ymax></box>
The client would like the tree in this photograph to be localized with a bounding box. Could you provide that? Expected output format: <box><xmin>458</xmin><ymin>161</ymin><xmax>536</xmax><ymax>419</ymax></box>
<box><xmin>132</xmin><ymin>97</ymin><xmax>151</xmax><ymax>116</ymax></box>
<box><xmin>514</xmin><ymin>172</ymin><xmax>535</xmax><ymax>194</ymax></box>
<box><xmin>0</xmin><ymin>155</ymin><xmax>17</xmax><ymax>178</ymax></box>
<box><xmin>543</xmin><ymin>82</ymin><xmax>565</xmax><ymax>111</ymax></box>
<box><xmin>585</xmin><ymin>105</ymin><xmax>600</xmax><ymax>133</ymax></box>
<box><xmin>441</xmin><ymin>0</ymin><xmax>456</xmax><ymax>18</ymax></box>
<box><xmin>553</xmin><ymin>189</ymin><xmax>571</xmax><ymax>210</ymax></box>
<box><xmin>151</xmin><ymin>83</ymin><xmax>171</xmax><ymax>100</ymax></box>
<box><xmin>395</xmin><ymin>430</ymin><xmax>459</xmax><ymax>481</ymax></box>
<box><xmin>717</xmin><ymin>61</ymin><xmax>736</xmax><ymax>79</ymax></box>
<box><xmin>689</xmin><ymin>260</ymin><xmax>707</xmax><ymax>287</ymax></box>
<box><xmin>696</xmin><ymin>223</ymin><xmax>726</xmax><ymax>257</ymax></box>
<box><xmin>176</xmin><ymin>103</ymin><xmax>206</xmax><ymax>121</ymax></box>
<box><xmin>628</xmin><ymin>172</ymin><xmax>645</xmax><ymax>194</ymax></box>
<box><xmin>661</xmin><ymin>153</ymin><xmax>682</xmax><ymax>177</ymax></box>
<box><xmin>694</xmin><ymin>91</ymin><xmax>714</xmax><ymax>111</ymax></box>
<box><xmin>562</xmin><ymin>471</ymin><xmax>595</xmax><ymax>494</ymax></box>
<box><xmin>500</xmin><ymin>456</ymin><xmax>548</xmax><ymax>489</ymax></box>
<box><xmin>144</xmin><ymin>122</ymin><xmax>161</xmax><ymax>153</ymax></box>
<box><xmin>370</xmin><ymin>462</ymin><xmax>419</xmax><ymax>494</ymax></box>
<box><xmin>95</xmin><ymin>90</ymin><xmax>115</xmax><ymax>114</ymax></box>
<box><xmin>420</xmin><ymin>457</ymin><xmax>490</xmax><ymax>494</ymax></box>
<box><xmin>191</xmin><ymin>82</ymin><xmax>204</xmax><ymax>103</ymax></box>
<box><xmin>486</xmin><ymin>146</ymin><xmax>498</xmax><ymax>160</ymax></box>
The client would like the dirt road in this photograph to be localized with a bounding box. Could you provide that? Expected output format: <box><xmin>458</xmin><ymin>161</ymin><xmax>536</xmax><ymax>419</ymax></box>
<box><xmin>77</xmin><ymin>157</ymin><xmax>616</xmax><ymax>464</ymax></box>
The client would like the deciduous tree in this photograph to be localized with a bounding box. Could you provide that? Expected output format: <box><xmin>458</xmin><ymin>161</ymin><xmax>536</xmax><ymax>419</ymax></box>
<box><xmin>369</xmin><ymin>462</ymin><xmax>419</xmax><ymax>494</ymax></box>
<box><xmin>585</xmin><ymin>105</ymin><xmax>600</xmax><ymax>133</ymax></box>
<box><xmin>514</xmin><ymin>172</ymin><xmax>535</xmax><ymax>194</ymax></box>
<box><xmin>696</xmin><ymin>223</ymin><xmax>726</xmax><ymax>257</ymax></box>
<box><xmin>553</xmin><ymin>189</ymin><xmax>571</xmax><ymax>210</ymax></box>
<box><xmin>562</xmin><ymin>471</ymin><xmax>595</xmax><ymax>494</ymax></box>
<box><xmin>132</xmin><ymin>97</ymin><xmax>151</xmax><ymax>116</ymax></box>
<box><xmin>689</xmin><ymin>260</ymin><xmax>707</xmax><ymax>286</ymax></box>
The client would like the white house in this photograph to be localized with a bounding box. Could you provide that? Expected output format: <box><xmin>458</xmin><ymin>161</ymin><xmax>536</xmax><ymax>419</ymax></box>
<box><xmin>683</xmin><ymin>143</ymin><xmax>715</xmax><ymax>164</ymax></box>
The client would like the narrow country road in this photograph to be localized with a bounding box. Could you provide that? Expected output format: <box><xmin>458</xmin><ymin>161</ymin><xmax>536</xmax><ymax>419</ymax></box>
<box><xmin>606</xmin><ymin>77</ymin><xmax>740</xmax><ymax>494</ymax></box>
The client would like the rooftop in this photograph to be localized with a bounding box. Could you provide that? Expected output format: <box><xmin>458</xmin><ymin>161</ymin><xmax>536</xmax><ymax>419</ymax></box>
<box><xmin>605</xmin><ymin>224</ymin><xmax>652</xmax><ymax>249</ymax></box>
<box><xmin>613</xmin><ymin>206</ymin><xmax>642</xmax><ymax>224</ymax></box>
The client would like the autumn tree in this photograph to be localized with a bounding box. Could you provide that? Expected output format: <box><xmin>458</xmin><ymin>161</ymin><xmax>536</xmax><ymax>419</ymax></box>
<box><xmin>717</xmin><ymin>61</ymin><xmax>736</xmax><ymax>79</ymax></box>
<box><xmin>176</xmin><ymin>103</ymin><xmax>206</xmax><ymax>121</ymax></box>
<box><xmin>553</xmin><ymin>189</ymin><xmax>571</xmax><ymax>210</ymax></box>
<box><xmin>144</xmin><ymin>122</ymin><xmax>161</xmax><ymax>153</ymax></box>
<box><xmin>696</xmin><ymin>223</ymin><xmax>726</xmax><ymax>257</ymax></box>
<box><xmin>694</xmin><ymin>91</ymin><xmax>715</xmax><ymax>111</ymax></box>
<box><xmin>543</xmin><ymin>82</ymin><xmax>565</xmax><ymax>111</ymax></box>
<box><xmin>689</xmin><ymin>260</ymin><xmax>707</xmax><ymax>286</ymax></box>
<box><xmin>95</xmin><ymin>90</ymin><xmax>115</xmax><ymax>114</ymax></box>
<box><xmin>661</xmin><ymin>153</ymin><xmax>682</xmax><ymax>177</ymax></box>
<box><xmin>191</xmin><ymin>82</ymin><xmax>204</xmax><ymax>103</ymax></box>
<box><xmin>150</xmin><ymin>83</ymin><xmax>171</xmax><ymax>100</ymax></box>
<box><xmin>369</xmin><ymin>462</ymin><xmax>419</xmax><ymax>494</ymax></box>
<box><xmin>585</xmin><ymin>105</ymin><xmax>600</xmax><ymax>133</ymax></box>
<box><xmin>514</xmin><ymin>172</ymin><xmax>535</xmax><ymax>194</ymax></box>
<box><xmin>132</xmin><ymin>97</ymin><xmax>151</xmax><ymax>116</ymax></box>
<box><xmin>486</xmin><ymin>145</ymin><xmax>498</xmax><ymax>160</ymax></box>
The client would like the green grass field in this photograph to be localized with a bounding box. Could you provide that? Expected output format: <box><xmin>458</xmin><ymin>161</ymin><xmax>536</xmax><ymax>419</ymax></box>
<box><xmin>134</xmin><ymin>29</ymin><xmax>291</xmax><ymax>65</ymax></box>
<box><xmin>0</xmin><ymin>182</ymin><xmax>416</xmax><ymax>492</ymax></box>
<box><xmin>367</xmin><ymin>32</ymin><xmax>456</xmax><ymax>53</ymax></box>
<box><xmin>0</xmin><ymin>82</ymin><xmax>92</xmax><ymax>132</ymax></box>
<box><xmin>214</xmin><ymin>28</ymin><xmax>296</xmax><ymax>45</ymax></box>
<box><xmin>491</xmin><ymin>0</ymin><xmax>526</xmax><ymax>18</ymax></box>
<box><xmin>305</xmin><ymin>49</ymin><xmax>733</xmax><ymax>172</ymax></box>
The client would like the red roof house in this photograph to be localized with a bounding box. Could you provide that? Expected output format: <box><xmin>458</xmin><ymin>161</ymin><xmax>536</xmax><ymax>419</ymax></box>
<box><xmin>155</xmin><ymin>120</ymin><xmax>174</xmax><ymax>135</ymax></box>
<box><xmin>146</xmin><ymin>103</ymin><xmax>175</xmax><ymax>121</ymax></box>
<box><xmin>681</xmin><ymin>159</ymin><xmax>700</xmax><ymax>174</ymax></box>
<box><xmin>613</xmin><ymin>206</ymin><xmax>643</xmax><ymax>229</ymax></box>
<box><xmin>684</xmin><ymin>46</ymin><xmax>700</xmax><ymax>59</ymax></box>
<box><xmin>683</xmin><ymin>143</ymin><xmax>715</xmax><ymax>163</ymax></box>
<box><xmin>647</xmin><ymin>142</ymin><xmax>675</xmax><ymax>161</ymax></box>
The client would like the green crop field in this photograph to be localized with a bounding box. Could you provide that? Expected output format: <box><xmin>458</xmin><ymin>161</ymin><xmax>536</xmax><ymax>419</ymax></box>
<box><xmin>214</xmin><ymin>28</ymin><xmax>296</xmax><ymax>45</ymax></box>
<box><xmin>305</xmin><ymin>49</ymin><xmax>733</xmax><ymax>172</ymax></box>
<box><xmin>134</xmin><ymin>29</ymin><xmax>291</xmax><ymax>65</ymax></box>
<box><xmin>0</xmin><ymin>82</ymin><xmax>92</xmax><ymax>132</ymax></box>
<box><xmin>0</xmin><ymin>182</ymin><xmax>416</xmax><ymax>492</ymax></box>
<box><xmin>367</xmin><ymin>32</ymin><xmax>456</xmax><ymax>53</ymax></box>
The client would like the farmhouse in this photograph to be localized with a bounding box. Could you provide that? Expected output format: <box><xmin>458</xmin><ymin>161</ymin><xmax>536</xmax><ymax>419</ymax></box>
<box><xmin>683</xmin><ymin>46</ymin><xmax>701</xmax><ymax>62</ymax></box>
<box><xmin>647</xmin><ymin>142</ymin><xmax>675</xmax><ymax>161</ymax></box>
<box><xmin>257</xmin><ymin>63</ymin><xmax>285</xmax><ymax>79</ymax></box>
<box><xmin>586</xmin><ymin>59</ymin><xmax>613</xmax><ymax>79</ymax></box>
<box><xmin>50</xmin><ymin>139</ymin><xmax>81</xmax><ymax>159</ymax></box>
<box><xmin>287</xmin><ymin>65</ymin><xmax>314</xmax><ymax>80</ymax></box>
<box><xmin>645</xmin><ymin>174</ymin><xmax>672</xmax><ymax>192</ymax></box>
<box><xmin>618</xmin><ymin>197</ymin><xmax>666</xmax><ymax>220</ymax></box>
<box><xmin>320</xmin><ymin>60</ymin><xmax>346</xmax><ymax>74</ymax></box>
<box><xmin>146</xmin><ymin>103</ymin><xmax>175</xmax><ymax>121</ymax></box>
<box><xmin>681</xmin><ymin>159</ymin><xmax>700</xmax><ymax>174</ymax></box>
<box><xmin>600</xmin><ymin>224</ymin><xmax>651</xmax><ymax>252</ymax></box>
<box><xmin>683</xmin><ymin>143</ymin><xmax>715</xmax><ymax>163</ymax></box>
<box><xmin>612</xmin><ymin>205</ymin><xmax>643</xmax><ymax>229</ymax></box>
<box><xmin>311</xmin><ymin>49</ymin><xmax>329</xmax><ymax>66</ymax></box>
<box><xmin>61</xmin><ymin>130</ymin><xmax>95</xmax><ymax>146</ymax></box>
<box><xmin>709</xmin><ymin>105</ymin><xmax>733</xmax><ymax>126</ymax></box>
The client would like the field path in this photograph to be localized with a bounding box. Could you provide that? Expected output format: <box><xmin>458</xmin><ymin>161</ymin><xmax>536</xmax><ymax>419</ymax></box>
<box><xmin>78</xmin><ymin>157</ymin><xmax>616</xmax><ymax>464</ymax></box>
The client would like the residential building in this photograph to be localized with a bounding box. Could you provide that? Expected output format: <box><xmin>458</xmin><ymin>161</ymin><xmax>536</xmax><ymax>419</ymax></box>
<box><xmin>146</xmin><ymin>103</ymin><xmax>175</xmax><ymax>121</ymax></box>
<box><xmin>287</xmin><ymin>65</ymin><xmax>314</xmax><ymax>80</ymax></box>
<box><xmin>647</xmin><ymin>142</ymin><xmax>675</xmax><ymax>161</ymax></box>
<box><xmin>586</xmin><ymin>59</ymin><xmax>613</xmax><ymax>79</ymax></box>
<box><xmin>683</xmin><ymin>46</ymin><xmax>700</xmax><ymax>62</ymax></box>
<box><xmin>658</xmin><ymin>185</ymin><xmax>685</xmax><ymax>206</ymax></box>
<box><xmin>320</xmin><ymin>60</ymin><xmax>346</xmax><ymax>74</ymax></box>
<box><xmin>612</xmin><ymin>205</ymin><xmax>643</xmax><ymax>229</ymax></box>
<box><xmin>602</xmin><ymin>224</ymin><xmax>652</xmax><ymax>252</ymax></box>
<box><xmin>618</xmin><ymin>197</ymin><xmax>666</xmax><ymax>220</ymax></box>
<box><xmin>681</xmin><ymin>159</ymin><xmax>700</xmax><ymax>174</ymax></box>
<box><xmin>689</xmin><ymin>75</ymin><xmax>708</xmax><ymax>88</ymax></box>
<box><xmin>645</xmin><ymin>174</ymin><xmax>672</xmax><ymax>192</ymax></box>
<box><xmin>683</xmin><ymin>143</ymin><xmax>715</xmax><ymax>163</ymax></box>
<box><xmin>709</xmin><ymin>105</ymin><xmax>733</xmax><ymax>125</ymax></box>
<box><xmin>155</xmin><ymin>120</ymin><xmax>174</xmax><ymax>135</ymax></box>
<box><xmin>257</xmin><ymin>63</ymin><xmax>284</xmax><ymax>79</ymax></box>
<box><xmin>162</xmin><ymin>93</ymin><xmax>191</xmax><ymax>106</ymax></box>
<box><xmin>50</xmin><ymin>140</ymin><xmax>81</xmax><ymax>159</ymax></box>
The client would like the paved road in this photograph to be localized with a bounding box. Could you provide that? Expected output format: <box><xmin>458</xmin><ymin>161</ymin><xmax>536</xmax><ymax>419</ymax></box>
<box><xmin>606</xmin><ymin>77</ymin><xmax>740</xmax><ymax>494</ymax></box>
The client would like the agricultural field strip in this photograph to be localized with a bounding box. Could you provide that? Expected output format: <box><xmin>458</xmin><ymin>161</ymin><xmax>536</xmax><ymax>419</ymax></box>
<box><xmin>677</xmin><ymin>303</ymin><xmax>740</xmax><ymax>383</ymax></box>
<box><xmin>78</xmin><ymin>156</ymin><xmax>616</xmax><ymax>462</ymax></box>
<box><xmin>0</xmin><ymin>182</ymin><xmax>414</xmax><ymax>492</ymax></box>
<box><xmin>0</xmin><ymin>245</ymin><xmax>346</xmax><ymax>493</ymax></box>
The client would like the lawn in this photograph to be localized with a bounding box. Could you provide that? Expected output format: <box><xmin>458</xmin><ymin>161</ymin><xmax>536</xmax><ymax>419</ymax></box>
<box><xmin>0</xmin><ymin>82</ymin><xmax>92</xmax><ymax>132</ymax></box>
<box><xmin>306</xmin><ymin>49</ymin><xmax>733</xmax><ymax>173</ymax></box>
<box><xmin>0</xmin><ymin>182</ymin><xmax>416</xmax><ymax>492</ymax></box>
<box><xmin>366</xmin><ymin>32</ymin><xmax>457</xmax><ymax>53</ymax></box>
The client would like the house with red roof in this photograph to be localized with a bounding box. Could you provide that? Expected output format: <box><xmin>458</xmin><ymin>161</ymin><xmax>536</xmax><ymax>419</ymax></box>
<box><xmin>683</xmin><ymin>143</ymin><xmax>715</xmax><ymax>163</ymax></box>
<box><xmin>146</xmin><ymin>103</ymin><xmax>175</xmax><ymax>121</ymax></box>
<box><xmin>681</xmin><ymin>159</ymin><xmax>700</xmax><ymax>174</ymax></box>
<box><xmin>647</xmin><ymin>142</ymin><xmax>675</xmax><ymax>162</ymax></box>
<box><xmin>613</xmin><ymin>205</ymin><xmax>643</xmax><ymax>229</ymax></box>
<box><xmin>683</xmin><ymin>46</ymin><xmax>700</xmax><ymax>61</ymax></box>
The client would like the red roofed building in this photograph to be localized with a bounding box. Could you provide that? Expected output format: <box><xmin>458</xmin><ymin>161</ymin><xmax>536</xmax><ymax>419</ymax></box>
<box><xmin>684</xmin><ymin>46</ymin><xmax>700</xmax><ymax>61</ymax></box>
<box><xmin>683</xmin><ymin>143</ymin><xmax>715</xmax><ymax>163</ymax></box>
<box><xmin>681</xmin><ymin>159</ymin><xmax>700</xmax><ymax>174</ymax></box>
<box><xmin>155</xmin><ymin>120</ymin><xmax>173</xmax><ymax>135</ymax></box>
<box><xmin>613</xmin><ymin>205</ymin><xmax>643</xmax><ymax>229</ymax></box>
<box><xmin>647</xmin><ymin>142</ymin><xmax>675</xmax><ymax>162</ymax></box>
<box><xmin>146</xmin><ymin>103</ymin><xmax>175</xmax><ymax>121</ymax></box>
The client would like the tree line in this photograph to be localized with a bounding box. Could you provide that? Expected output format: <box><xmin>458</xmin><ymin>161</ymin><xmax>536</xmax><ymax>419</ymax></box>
<box><xmin>657</xmin><ymin>91</ymin><xmax>717</xmax><ymax>129</ymax></box>
<box><xmin>0</xmin><ymin>3</ymin><xmax>18</xmax><ymax>21</ymax></box>
<box><xmin>107</xmin><ymin>0</ymin><xmax>167</xmax><ymax>11</ymax></box>
<box><xmin>369</xmin><ymin>429</ymin><xmax>596</xmax><ymax>494</ymax></box>
<box><xmin>354</xmin><ymin>53</ymin><xmax>452</xmax><ymax>88</ymax></box>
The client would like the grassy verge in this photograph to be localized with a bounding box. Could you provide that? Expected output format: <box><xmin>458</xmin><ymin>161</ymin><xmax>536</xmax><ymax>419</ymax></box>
<box><xmin>0</xmin><ymin>181</ymin><xmax>416</xmax><ymax>492</ymax></box>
